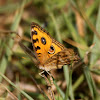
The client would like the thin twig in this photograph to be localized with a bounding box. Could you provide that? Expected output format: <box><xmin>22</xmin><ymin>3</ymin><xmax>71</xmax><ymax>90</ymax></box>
<box><xmin>0</xmin><ymin>83</ymin><xmax>18</xmax><ymax>100</ymax></box>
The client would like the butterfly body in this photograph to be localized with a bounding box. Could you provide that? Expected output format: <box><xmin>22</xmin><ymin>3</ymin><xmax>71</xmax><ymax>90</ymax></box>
<box><xmin>31</xmin><ymin>22</ymin><xmax>79</xmax><ymax>71</ymax></box>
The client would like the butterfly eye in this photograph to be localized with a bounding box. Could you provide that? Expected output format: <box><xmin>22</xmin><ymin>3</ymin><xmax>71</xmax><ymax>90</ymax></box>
<box><xmin>48</xmin><ymin>45</ymin><xmax>55</xmax><ymax>54</ymax></box>
<box><xmin>41</xmin><ymin>37</ymin><xmax>46</xmax><ymax>45</ymax></box>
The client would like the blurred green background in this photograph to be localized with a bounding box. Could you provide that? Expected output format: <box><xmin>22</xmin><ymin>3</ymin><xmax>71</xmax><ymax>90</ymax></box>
<box><xmin>0</xmin><ymin>0</ymin><xmax>100</xmax><ymax>100</ymax></box>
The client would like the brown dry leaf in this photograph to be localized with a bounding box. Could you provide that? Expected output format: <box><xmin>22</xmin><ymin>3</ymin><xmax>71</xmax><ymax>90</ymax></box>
<box><xmin>64</xmin><ymin>38</ymin><xmax>88</xmax><ymax>50</ymax></box>
<box><xmin>0</xmin><ymin>14</ymin><xmax>15</xmax><ymax>27</ymax></box>
<box><xmin>16</xmin><ymin>82</ymin><xmax>38</xmax><ymax>92</ymax></box>
<box><xmin>0</xmin><ymin>85</ymin><xmax>6</xmax><ymax>96</ymax></box>
<box><xmin>92</xmin><ymin>74</ymin><xmax>100</xmax><ymax>84</ymax></box>
<box><xmin>73</xmin><ymin>6</ymin><xmax>85</xmax><ymax>37</ymax></box>
<box><xmin>12</xmin><ymin>26</ymin><xmax>23</xmax><ymax>52</ymax></box>
<box><xmin>92</xmin><ymin>59</ymin><xmax>100</xmax><ymax>84</ymax></box>
<box><xmin>6</xmin><ymin>93</ymin><xmax>18</xmax><ymax>100</ymax></box>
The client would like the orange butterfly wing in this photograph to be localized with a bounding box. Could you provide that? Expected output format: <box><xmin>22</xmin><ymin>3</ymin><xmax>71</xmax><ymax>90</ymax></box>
<box><xmin>31</xmin><ymin>22</ymin><xmax>64</xmax><ymax>64</ymax></box>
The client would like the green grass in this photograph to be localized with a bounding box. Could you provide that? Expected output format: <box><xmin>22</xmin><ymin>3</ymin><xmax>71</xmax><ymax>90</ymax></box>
<box><xmin>0</xmin><ymin>0</ymin><xmax>100</xmax><ymax>100</ymax></box>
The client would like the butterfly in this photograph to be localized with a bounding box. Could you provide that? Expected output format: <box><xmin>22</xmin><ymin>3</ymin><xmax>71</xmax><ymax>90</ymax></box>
<box><xmin>30</xmin><ymin>22</ymin><xmax>80</xmax><ymax>71</ymax></box>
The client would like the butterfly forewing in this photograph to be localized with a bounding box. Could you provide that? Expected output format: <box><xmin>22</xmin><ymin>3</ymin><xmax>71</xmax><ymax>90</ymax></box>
<box><xmin>31</xmin><ymin>23</ymin><xmax>52</xmax><ymax>64</ymax></box>
<box><xmin>31</xmin><ymin>22</ymin><xmax>64</xmax><ymax>64</ymax></box>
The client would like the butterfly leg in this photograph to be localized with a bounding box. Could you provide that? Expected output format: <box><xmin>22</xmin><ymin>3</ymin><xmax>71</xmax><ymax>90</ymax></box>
<box><xmin>39</xmin><ymin>70</ymin><xmax>45</xmax><ymax>78</ymax></box>
<box><xmin>46</xmin><ymin>71</ymin><xmax>52</xmax><ymax>77</ymax></box>
<box><xmin>39</xmin><ymin>70</ymin><xmax>53</xmax><ymax>79</ymax></box>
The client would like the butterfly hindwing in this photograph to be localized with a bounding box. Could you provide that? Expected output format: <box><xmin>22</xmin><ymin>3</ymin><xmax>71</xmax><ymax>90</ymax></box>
<box><xmin>41</xmin><ymin>48</ymin><xmax>79</xmax><ymax>71</ymax></box>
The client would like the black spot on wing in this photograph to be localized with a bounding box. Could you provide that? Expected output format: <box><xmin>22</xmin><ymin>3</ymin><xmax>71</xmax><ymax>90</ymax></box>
<box><xmin>33</xmin><ymin>38</ymin><xmax>39</xmax><ymax>43</ymax></box>
<box><xmin>35</xmin><ymin>46</ymin><xmax>41</xmax><ymax>51</ymax></box>
<box><xmin>41</xmin><ymin>37</ymin><xmax>46</xmax><ymax>45</ymax></box>
<box><xmin>32</xmin><ymin>30</ymin><xmax>37</xmax><ymax>35</ymax></box>
<box><xmin>37</xmin><ymin>53</ymin><xmax>41</xmax><ymax>55</ymax></box>
<box><xmin>37</xmin><ymin>53</ymin><xmax>41</xmax><ymax>57</ymax></box>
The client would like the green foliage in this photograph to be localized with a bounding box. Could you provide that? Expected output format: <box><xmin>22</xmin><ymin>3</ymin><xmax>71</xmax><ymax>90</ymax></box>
<box><xmin>0</xmin><ymin>0</ymin><xmax>100</xmax><ymax>100</ymax></box>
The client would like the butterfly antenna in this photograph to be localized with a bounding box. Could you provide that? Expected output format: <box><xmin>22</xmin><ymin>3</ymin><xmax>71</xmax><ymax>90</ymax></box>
<box><xmin>0</xmin><ymin>30</ymin><xmax>17</xmax><ymax>34</ymax></box>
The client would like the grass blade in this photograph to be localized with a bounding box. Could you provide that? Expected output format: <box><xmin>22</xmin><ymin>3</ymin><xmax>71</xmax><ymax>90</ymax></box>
<box><xmin>0</xmin><ymin>72</ymin><xmax>34</xmax><ymax>100</ymax></box>
<box><xmin>90</xmin><ymin>5</ymin><xmax>100</xmax><ymax>67</ymax></box>
<box><xmin>84</xmin><ymin>66</ymin><xmax>100</xmax><ymax>100</ymax></box>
